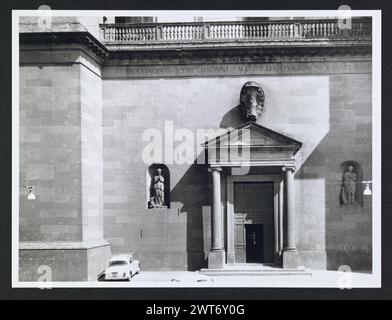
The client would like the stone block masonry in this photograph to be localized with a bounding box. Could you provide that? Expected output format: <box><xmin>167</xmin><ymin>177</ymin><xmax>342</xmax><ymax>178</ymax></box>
<box><xmin>102</xmin><ymin>72</ymin><xmax>371</xmax><ymax>272</ymax></box>
<box><xmin>19</xmin><ymin>42</ymin><xmax>111</xmax><ymax>281</ymax></box>
<box><xmin>18</xmin><ymin>16</ymin><xmax>373</xmax><ymax>278</ymax></box>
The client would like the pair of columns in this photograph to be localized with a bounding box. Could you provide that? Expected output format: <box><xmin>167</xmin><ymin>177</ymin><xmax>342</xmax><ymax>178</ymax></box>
<box><xmin>207</xmin><ymin>166</ymin><xmax>298</xmax><ymax>269</ymax></box>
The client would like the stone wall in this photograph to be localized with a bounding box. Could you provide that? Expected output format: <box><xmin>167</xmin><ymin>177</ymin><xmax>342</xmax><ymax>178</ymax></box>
<box><xmin>102</xmin><ymin>65</ymin><xmax>372</xmax><ymax>272</ymax></box>
<box><xmin>19</xmin><ymin>45</ymin><xmax>111</xmax><ymax>281</ymax></box>
<box><xmin>18</xmin><ymin>20</ymin><xmax>373</xmax><ymax>276</ymax></box>
<box><xmin>293</xmin><ymin>74</ymin><xmax>372</xmax><ymax>271</ymax></box>
<box><xmin>80</xmin><ymin>59</ymin><xmax>105</xmax><ymax>242</ymax></box>
<box><xmin>20</xmin><ymin>64</ymin><xmax>83</xmax><ymax>242</ymax></box>
<box><xmin>325</xmin><ymin>74</ymin><xmax>372</xmax><ymax>271</ymax></box>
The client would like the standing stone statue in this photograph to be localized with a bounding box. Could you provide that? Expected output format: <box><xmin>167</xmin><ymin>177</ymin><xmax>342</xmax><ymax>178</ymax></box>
<box><xmin>341</xmin><ymin>165</ymin><xmax>357</xmax><ymax>205</ymax></box>
<box><xmin>150</xmin><ymin>168</ymin><xmax>165</xmax><ymax>208</ymax></box>
<box><xmin>240</xmin><ymin>81</ymin><xmax>265</xmax><ymax>121</ymax></box>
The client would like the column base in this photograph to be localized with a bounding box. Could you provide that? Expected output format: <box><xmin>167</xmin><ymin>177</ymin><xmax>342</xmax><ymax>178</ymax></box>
<box><xmin>208</xmin><ymin>250</ymin><xmax>225</xmax><ymax>269</ymax></box>
<box><xmin>226</xmin><ymin>251</ymin><xmax>235</xmax><ymax>264</ymax></box>
<box><xmin>282</xmin><ymin>249</ymin><xmax>299</xmax><ymax>269</ymax></box>
<box><xmin>274</xmin><ymin>252</ymin><xmax>282</xmax><ymax>266</ymax></box>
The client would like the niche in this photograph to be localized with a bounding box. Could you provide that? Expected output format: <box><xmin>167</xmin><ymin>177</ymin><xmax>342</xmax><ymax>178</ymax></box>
<box><xmin>147</xmin><ymin>164</ymin><xmax>170</xmax><ymax>209</ymax></box>
<box><xmin>340</xmin><ymin>161</ymin><xmax>363</xmax><ymax>207</ymax></box>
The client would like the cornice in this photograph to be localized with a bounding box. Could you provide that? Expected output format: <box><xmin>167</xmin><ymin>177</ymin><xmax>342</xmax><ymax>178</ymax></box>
<box><xmin>19</xmin><ymin>31</ymin><xmax>372</xmax><ymax>67</ymax></box>
<box><xmin>104</xmin><ymin>43</ymin><xmax>372</xmax><ymax>66</ymax></box>
<box><xmin>19</xmin><ymin>32</ymin><xmax>109</xmax><ymax>61</ymax></box>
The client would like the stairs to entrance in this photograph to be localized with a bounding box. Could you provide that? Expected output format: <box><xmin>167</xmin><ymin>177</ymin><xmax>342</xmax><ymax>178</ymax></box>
<box><xmin>199</xmin><ymin>264</ymin><xmax>312</xmax><ymax>276</ymax></box>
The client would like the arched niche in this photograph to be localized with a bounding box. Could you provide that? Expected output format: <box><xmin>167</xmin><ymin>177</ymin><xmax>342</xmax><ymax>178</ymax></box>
<box><xmin>146</xmin><ymin>164</ymin><xmax>170</xmax><ymax>209</ymax></box>
<box><xmin>340</xmin><ymin>160</ymin><xmax>363</xmax><ymax>207</ymax></box>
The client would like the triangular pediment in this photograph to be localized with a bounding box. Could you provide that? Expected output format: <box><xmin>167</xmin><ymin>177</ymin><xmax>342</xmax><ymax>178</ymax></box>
<box><xmin>205</xmin><ymin>121</ymin><xmax>302</xmax><ymax>154</ymax></box>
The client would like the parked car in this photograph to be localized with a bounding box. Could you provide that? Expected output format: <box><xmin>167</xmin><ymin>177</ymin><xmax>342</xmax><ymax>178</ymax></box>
<box><xmin>97</xmin><ymin>254</ymin><xmax>140</xmax><ymax>281</ymax></box>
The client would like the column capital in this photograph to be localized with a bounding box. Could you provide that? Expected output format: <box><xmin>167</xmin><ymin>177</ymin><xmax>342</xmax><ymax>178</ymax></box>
<box><xmin>208</xmin><ymin>166</ymin><xmax>222</xmax><ymax>173</ymax></box>
<box><xmin>282</xmin><ymin>165</ymin><xmax>296</xmax><ymax>173</ymax></box>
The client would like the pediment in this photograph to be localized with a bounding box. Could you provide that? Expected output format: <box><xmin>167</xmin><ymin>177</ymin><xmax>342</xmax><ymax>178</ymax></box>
<box><xmin>205</xmin><ymin>121</ymin><xmax>302</xmax><ymax>154</ymax></box>
<box><xmin>204</xmin><ymin>121</ymin><xmax>302</xmax><ymax>166</ymax></box>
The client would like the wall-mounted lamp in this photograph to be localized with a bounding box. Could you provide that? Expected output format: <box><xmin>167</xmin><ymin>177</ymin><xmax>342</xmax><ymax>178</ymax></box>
<box><xmin>25</xmin><ymin>185</ymin><xmax>38</xmax><ymax>200</ymax></box>
<box><xmin>362</xmin><ymin>180</ymin><xmax>372</xmax><ymax>196</ymax></box>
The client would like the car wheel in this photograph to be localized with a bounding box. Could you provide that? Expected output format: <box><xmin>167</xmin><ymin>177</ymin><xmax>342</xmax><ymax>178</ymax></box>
<box><xmin>97</xmin><ymin>274</ymin><xmax>105</xmax><ymax>282</ymax></box>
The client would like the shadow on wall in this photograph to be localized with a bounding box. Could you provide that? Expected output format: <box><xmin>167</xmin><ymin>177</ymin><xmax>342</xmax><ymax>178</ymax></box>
<box><xmin>296</xmin><ymin>77</ymin><xmax>372</xmax><ymax>273</ymax></box>
<box><xmin>169</xmin><ymin>102</ymin><xmax>239</xmax><ymax>271</ymax></box>
<box><xmin>220</xmin><ymin>104</ymin><xmax>243</xmax><ymax>129</ymax></box>
<box><xmin>217</xmin><ymin>78</ymin><xmax>372</xmax><ymax>273</ymax></box>
<box><xmin>296</xmin><ymin>140</ymin><xmax>372</xmax><ymax>272</ymax></box>
<box><xmin>170</xmin><ymin>162</ymin><xmax>210</xmax><ymax>271</ymax></box>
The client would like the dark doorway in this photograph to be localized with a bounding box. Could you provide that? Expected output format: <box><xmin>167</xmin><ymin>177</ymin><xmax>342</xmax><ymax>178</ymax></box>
<box><xmin>245</xmin><ymin>224</ymin><xmax>264</xmax><ymax>263</ymax></box>
<box><xmin>234</xmin><ymin>181</ymin><xmax>274</xmax><ymax>263</ymax></box>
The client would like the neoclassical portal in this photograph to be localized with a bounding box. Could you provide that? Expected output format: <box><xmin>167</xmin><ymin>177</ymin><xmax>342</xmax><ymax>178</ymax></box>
<box><xmin>205</xmin><ymin>121</ymin><xmax>302</xmax><ymax>269</ymax></box>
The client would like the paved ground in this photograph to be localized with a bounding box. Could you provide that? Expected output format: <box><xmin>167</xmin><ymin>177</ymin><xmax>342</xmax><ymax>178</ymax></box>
<box><xmin>97</xmin><ymin>270</ymin><xmax>378</xmax><ymax>288</ymax></box>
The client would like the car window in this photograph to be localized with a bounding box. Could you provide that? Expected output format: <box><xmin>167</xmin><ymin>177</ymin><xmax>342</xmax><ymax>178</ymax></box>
<box><xmin>109</xmin><ymin>261</ymin><xmax>127</xmax><ymax>266</ymax></box>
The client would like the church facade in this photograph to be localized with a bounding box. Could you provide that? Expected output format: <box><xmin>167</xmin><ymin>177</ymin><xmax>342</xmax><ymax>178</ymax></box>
<box><xmin>18</xmin><ymin>15</ymin><xmax>373</xmax><ymax>281</ymax></box>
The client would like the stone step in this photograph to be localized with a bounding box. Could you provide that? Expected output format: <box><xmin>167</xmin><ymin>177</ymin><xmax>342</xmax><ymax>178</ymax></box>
<box><xmin>199</xmin><ymin>267</ymin><xmax>313</xmax><ymax>276</ymax></box>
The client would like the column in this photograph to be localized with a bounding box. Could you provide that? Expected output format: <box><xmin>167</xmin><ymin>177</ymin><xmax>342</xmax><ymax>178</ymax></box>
<box><xmin>273</xmin><ymin>183</ymin><xmax>280</xmax><ymax>264</ymax></box>
<box><xmin>208</xmin><ymin>167</ymin><xmax>225</xmax><ymax>269</ymax></box>
<box><xmin>226</xmin><ymin>176</ymin><xmax>235</xmax><ymax>264</ymax></box>
<box><xmin>282</xmin><ymin>166</ymin><xmax>299</xmax><ymax>268</ymax></box>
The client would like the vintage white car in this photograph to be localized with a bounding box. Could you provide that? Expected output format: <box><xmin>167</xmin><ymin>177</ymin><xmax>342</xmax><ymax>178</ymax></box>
<box><xmin>98</xmin><ymin>254</ymin><xmax>141</xmax><ymax>281</ymax></box>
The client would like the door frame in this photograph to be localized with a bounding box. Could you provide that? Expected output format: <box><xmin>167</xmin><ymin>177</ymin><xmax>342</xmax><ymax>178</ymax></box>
<box><xmin>226</xmin><ymin>174</ymin><xmax>284</xmax><ymax>264</ymax></box>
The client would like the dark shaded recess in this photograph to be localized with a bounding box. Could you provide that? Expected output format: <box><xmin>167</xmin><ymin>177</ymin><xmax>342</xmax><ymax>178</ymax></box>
<box><xmin>171</xmin><ymin>162</ymin><xmax>210</xmax><ymax>270</ymax></box>
<box><xmin>340</xmin><ymin>160</ymin><xmax>364</xmax><ymax>207</ymax></box>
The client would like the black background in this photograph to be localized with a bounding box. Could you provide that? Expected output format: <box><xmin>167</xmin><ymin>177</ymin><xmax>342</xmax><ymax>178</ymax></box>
<box><xmin>0</xmin><ymin>0</ymin><xmax>391</xmax><ymax>301</ymax></box>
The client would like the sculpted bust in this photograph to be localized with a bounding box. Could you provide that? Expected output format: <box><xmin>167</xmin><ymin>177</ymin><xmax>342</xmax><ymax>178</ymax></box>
<box><xmin>240</xmin><ymin>81</ymin><xmax>265</xmax><ymax>121</ymax></box>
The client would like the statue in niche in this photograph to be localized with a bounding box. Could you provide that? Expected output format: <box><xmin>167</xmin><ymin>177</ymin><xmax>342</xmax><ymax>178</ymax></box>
<box><xmin>240</xmin><ymin>81</ymin><xmax>265</xmax><ymax>121</ymax></box>
<box><xmin>341</xmin><ymin>165</ymin><xmax>357</xmax><ymax>205</ymax></box>
<box><xmin>149</xmin><ymin>168</ymin><xmax>166</xmax><ymax>208</ymax></box>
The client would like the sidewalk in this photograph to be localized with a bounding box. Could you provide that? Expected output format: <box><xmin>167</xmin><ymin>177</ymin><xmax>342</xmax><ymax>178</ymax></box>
<box><xmin>97</xmin><ymin>270</ymin><xmax>378</xmax><ymax>288</ymax></box>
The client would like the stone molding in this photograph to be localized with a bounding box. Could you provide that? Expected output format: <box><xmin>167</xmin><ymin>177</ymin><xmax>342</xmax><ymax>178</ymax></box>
<box><xmin>20</xmin><ymin>31</ymin><xmax>371</xmax><ymax>74</ymax></box>
<box><xmin>19</xmin><ymin>239</ymin><xmax>110</xmax><ymax>250</ymax></box>
<box><xmin>103</xmin><ymin>61</ymin><xmax>371</xmax><ymax>79</ymax></box>
<box><xmin>106</xmin><ymin>44</ymin><xmax>371</xmax><ymax>64</ymax></box>
<box><xmin>19</xmin><ymin>32</ymin><xmax>109</xmax><ymax>61</ymax></box>
<box><xmin>19</xmin><ymin>46</ymin><xmax>103</xmax><ymax>78</ymax></box>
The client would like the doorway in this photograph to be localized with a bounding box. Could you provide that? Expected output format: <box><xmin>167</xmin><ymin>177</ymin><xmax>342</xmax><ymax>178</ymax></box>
<box><xmin>233</xmin><ymin>181</ymin><xmax>275</xmax><ymax>263</ymax></box>
<box><xmin>245</xmin><ymin>224</ymin><xmax>264</xmax><ymax>263</ymax></box>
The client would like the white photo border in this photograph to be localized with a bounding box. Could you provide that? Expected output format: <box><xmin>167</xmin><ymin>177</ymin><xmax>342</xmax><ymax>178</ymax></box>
<box><xmin>12</xmin><ymin>9</ymin><xmax>382</xmax><ymax>288</ymax></box>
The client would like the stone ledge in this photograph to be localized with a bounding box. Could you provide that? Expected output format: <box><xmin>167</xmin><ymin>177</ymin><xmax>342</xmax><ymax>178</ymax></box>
<box><xmin>19</xmin><ymin>239</ymin><xmax>110</xmax><ymax>250</ymax></box>
<box><xmin>20</xmin><ymin>32</ymin><xmax>109</xmax><ymax>60</ymax></box>
<box><xmin>19</xmin><ymin>242</ymin><xmax>112</xmax><ymax>281</ymax></box>
<box><xmin>105</xmin><ymin>39</ymin><xmax>372</xmax><ymax>53</ymax></box>
<box><xmin>19</xmin><ymin>17</ymin><xmax>89</xmax><ymax>33</ymax></box>
<box><xmin>200</xmin><ymin>264</ymin><xmax>312</xmax><ymax>276</ymax></box>
<box><xmin>19</xmin><ymin>45</ymin><xmax>103</xmax><ymax>78</ymax></box>
<box><xmin>105</xmin><ymin>45</ymin><xmax>371</xmax><ymax>67</ymax></box>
